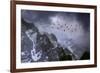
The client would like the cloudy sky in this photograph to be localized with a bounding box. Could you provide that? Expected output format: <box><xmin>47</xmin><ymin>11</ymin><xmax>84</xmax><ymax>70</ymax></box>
<box><xmin>21</xmin><ymin>9</ymin><xmax>90</xmax><ymax>52</ymax></box>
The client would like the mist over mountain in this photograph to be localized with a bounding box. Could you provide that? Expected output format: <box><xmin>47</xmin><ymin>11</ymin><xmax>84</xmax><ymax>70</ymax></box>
<box><xmin>21</xmin><ymin>10</ymin><xmax>90</xmax><ymax>63</ymax></box>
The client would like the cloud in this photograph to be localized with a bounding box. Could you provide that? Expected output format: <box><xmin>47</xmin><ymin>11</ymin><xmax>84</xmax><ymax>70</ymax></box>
<box><xmin>48</xmin><ymin>13</ymin><xmax>90</xmax><ymax>50</ymax></box>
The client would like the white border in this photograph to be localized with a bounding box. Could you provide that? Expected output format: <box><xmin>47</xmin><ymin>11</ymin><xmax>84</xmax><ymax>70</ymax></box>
<box><xmin>16</xmin><ymin>4</ymin><xmax>95</xmax><ymax>69</ymax></box>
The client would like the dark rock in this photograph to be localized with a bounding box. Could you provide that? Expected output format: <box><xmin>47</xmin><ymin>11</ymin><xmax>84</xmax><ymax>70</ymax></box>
<box><xmin>21</xmin><ymin>18</ymin><xmax>39</xmax><ymax>33</ymax></box>
<box><xmin>80</xmin><ymin>51</ymin><xmax>90</xmax><ymax>60</ymax></box>
<box><xmin>36</xmin><ymin>33</ymin><xmax>54</xmax><ymax>52</ymax></box>
<box><xmin>55</xmin><ymin>46</ymin><xmax>72</xmax><ymax>61</ymax></box>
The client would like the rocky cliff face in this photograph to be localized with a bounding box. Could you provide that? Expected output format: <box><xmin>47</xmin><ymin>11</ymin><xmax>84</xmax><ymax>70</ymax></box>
<box><xmin>21</xmin><ymin>18</ymin><xmax>89</xmax><ymax>63</ymax></box>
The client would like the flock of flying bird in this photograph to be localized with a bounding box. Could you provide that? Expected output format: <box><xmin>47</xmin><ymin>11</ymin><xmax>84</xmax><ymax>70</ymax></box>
<box><xmin>50</xmin><ymin>23</ymin><xmax>80</xmax><ymax>33</ymax></box>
